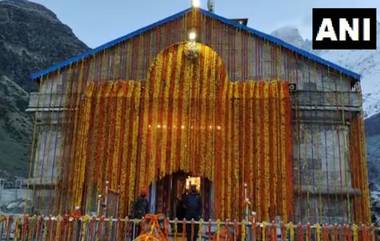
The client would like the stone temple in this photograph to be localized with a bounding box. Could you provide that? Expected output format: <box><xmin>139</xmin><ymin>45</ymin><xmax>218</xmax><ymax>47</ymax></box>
<box><xmin>27</xmin><ymin>7</ymin><xmax>370</xmax><ymax>224</ymax></box>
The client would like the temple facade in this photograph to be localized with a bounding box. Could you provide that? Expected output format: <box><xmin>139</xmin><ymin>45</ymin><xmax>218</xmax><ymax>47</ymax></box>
<box><xmin>27</xmin><ymin>8</ymin><xmax>370</xmax><ymax>224</ymax></box>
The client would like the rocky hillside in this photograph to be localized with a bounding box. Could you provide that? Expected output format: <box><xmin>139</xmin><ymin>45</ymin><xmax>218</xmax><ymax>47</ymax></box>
<box><xmin>271</xmin><ymin>27</ymin><xmax>312</xmax><ymax>52</ymax></box>
<box><xmin>0</xmin><ymin>0</ymin><xmax>88</xmax><ymax>178</ymax></box>
<box><xmin>0</xmin><ymin>75</ymin><xmax>32</xmax><ymax>178</ymax></box>
<box><xmin>0</xmin><ymin>0</ymin><xmax>88</xmax><ymax>91</ymax></box>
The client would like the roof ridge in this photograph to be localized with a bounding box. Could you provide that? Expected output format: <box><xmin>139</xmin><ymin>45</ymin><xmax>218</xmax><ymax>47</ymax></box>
<box><xmin>31</xmin><ymin>7</ymin><xmax>360</xmax><ymax>80</ymax></box>
<box><xmin>200</xmin><ymin>9</ymin><xmax>360</xmax><ymax>80</ymax></box>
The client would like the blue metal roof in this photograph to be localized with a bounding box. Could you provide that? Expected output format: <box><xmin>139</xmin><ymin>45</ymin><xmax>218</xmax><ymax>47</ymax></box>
<box><xmin>201</xmin><ymin>9</ymin><xmax>361</xmax><ymax>80</ymax></box>
<box><xmin>31</xmin><ymin>8</ymin><xmax>191</xmax><ymax>80</ymax></box>
<box><xmin>31</xmin><ymin>7</ymin><xmax>360</xmax><ymax>80</ymax></box>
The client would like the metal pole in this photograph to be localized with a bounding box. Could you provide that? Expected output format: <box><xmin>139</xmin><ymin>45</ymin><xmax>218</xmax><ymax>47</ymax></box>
<box><xmin>103</xmin><ymin>181</ymin><xmax>109</xmax><ymax>216</ymax></box>
<box><xmin>97</xmin><ymin>194</ymin><xmax>102</xmax><ymax>216</ymax></box>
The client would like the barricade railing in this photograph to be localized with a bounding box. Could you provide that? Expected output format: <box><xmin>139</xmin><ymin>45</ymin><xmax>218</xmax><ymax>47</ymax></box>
<box><xmin>0</xmin><ymin>214</ymin><xmax>378</xmax><ymax>241</ymax></box>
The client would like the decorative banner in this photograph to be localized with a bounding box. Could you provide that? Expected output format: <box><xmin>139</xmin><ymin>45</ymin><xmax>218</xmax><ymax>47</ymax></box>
<box><xmin>63</xmin><ymin>42</ymin><xmax>294</xmax><ymax>221</ymax></box>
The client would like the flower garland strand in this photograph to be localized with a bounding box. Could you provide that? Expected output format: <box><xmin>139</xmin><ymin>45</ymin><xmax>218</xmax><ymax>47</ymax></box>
<box><xmin>67</xmin><ymin>42</ymin><xmax>293</xmax><ymax>220</ymax></box>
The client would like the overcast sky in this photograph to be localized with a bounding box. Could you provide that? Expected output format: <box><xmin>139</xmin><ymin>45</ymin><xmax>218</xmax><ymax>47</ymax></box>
<box><xmin>31</xmin><ymin>0</ymin><xmax>380</xmax><ymax>48</ymax></box>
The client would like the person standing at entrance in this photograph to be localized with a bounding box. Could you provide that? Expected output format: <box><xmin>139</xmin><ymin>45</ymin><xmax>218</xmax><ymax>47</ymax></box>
<box><xmin>183</xmin><ymin>185</ymin><xmax>202</xmax><ymax>241</ymax></box>
<box><xmin>132</xmin><ymin>189</ymin><xmax>149</xmax><ymax>219</ymax></box>
<box><xmin>131</xmin><ymin>189</ymin><xmax>149</xmax><ymax>238</ymax></box>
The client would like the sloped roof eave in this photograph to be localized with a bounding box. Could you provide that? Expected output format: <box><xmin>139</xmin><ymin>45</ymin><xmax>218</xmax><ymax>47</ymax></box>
<box><xmin>30</xmin><ymin>8</ymin><xmax>192</xmax><ymax>80</ymax></box>
<box><xmin>31</xmin><ymin>7</ymin><xmax>360</xmax><ymax>81</ymax></box>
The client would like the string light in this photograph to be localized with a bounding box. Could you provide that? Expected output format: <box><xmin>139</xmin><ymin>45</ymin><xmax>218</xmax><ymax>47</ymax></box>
<box><xmin>188</xmin><ymin>30</ymin><xmax>197</xmax><ymax>41</ymax></box>
<box><xmin>147</xmin><ymin>124</ymin><xmax>223</xmax><ymax>130</ymax></box>
<box><xmin>192</xmin><ymin>0</ymin><xmax>200</xmax><ymax>8</ymax></box>
<box><xmin>185</xmin><ymin>30</ymin><xmax>200</xmax><ymax>59</ymax></box>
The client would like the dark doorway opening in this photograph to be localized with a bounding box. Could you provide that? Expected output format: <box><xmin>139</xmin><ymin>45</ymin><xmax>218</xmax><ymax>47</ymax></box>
<box><xmin>149</xmin><ymin>171</ymin><xmax>212</xmax><ymax>220</ymax></box>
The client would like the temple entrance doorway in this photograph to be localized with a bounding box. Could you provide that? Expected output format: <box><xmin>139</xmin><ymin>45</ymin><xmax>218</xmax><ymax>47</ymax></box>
<box><xmin>149</xmin><ymin>171</ymin><xmax>212</xmax><ymax>220</ymax></box>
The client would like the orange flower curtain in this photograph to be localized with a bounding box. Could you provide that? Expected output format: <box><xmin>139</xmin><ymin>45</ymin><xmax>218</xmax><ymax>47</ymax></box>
<box><xmin>349</xmin><ymin>115</ymin><xmax>371</xmax><ymax>224</ymax></box>
<box><xmin>64</xmin><ymin>42</ymin><xmax>293</xmax><ymax>221</ymax></box>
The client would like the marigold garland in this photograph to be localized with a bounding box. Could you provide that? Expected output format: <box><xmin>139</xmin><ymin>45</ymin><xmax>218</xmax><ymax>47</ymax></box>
<box><xmin>241</xmin><ymin>221</ymin><xmax>246</xmax><ymax>241</ymax></box>
<box><xmin>349</xmin><ymin>115</ymin><xmax>371</xmax><ymax>224</ymax></box>
<box><xmin>322</xmin><ymin>225</ymin><xmax>329</xmax><ymax>241</ymax></box>
<box><xmin>64</xmin><ymin>42</ymin><xmax>294</xmax><ymax>221</ymax></box>
<box><xmin>289</xmin><ymin>223</ymin><xmax>295</xmax><ymax>241</ymax></box>
<box><xmin>14</xmin><ymin>216</ymin><xmax>21</xmax><ymax>241</ymax></box>
<box><xmin>262</xmin><ymin>222</ymin><xmax>267</xmax><ymax>241</ymax></box>
<box><xmin>54</xmin><ymin>216</ymin><xmax>62</xmax><ymax>241</ymax></box>
<box><xmin>315</xmin><ymin>224</ymin><xmax>321</xmax><ymax>241</ymax></box>
<box><xmin>352</xmin><ymin>224</ymin><xmax>358</xmax><ymax>241</ymax></box>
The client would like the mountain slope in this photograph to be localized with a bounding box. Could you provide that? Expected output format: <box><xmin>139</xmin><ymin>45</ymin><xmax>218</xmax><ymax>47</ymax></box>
<box><xmin>0</xmin><ymin>0</ymin><xmax>89</xmax><ymax>178</ymax></box>
<box><xmin>271</xmin><ymin>27</ymin><xmax>312</xmax><ymax>52</ymax></box>
<box><xmin>0</xmin><ymin>75</ymin><xmax>32</xmax><ymax>178</ymax></box>
<box><xmin>0</xmin><ymin>0</ymin><xmax>88</xmax><ymax>92</ymax></box>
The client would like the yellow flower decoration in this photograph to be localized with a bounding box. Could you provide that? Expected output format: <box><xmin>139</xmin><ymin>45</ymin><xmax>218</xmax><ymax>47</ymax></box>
<box><xmin>315</xmin><ymin>224</ymin><xmax>321</xmax><ymax>241</ymax></box>
<box><xmin>14</xmin><ymin>217</ymin><xmax>21</xmax><ymax>241</ymax></box>
<box><xmin>262</xmin><ymin>222</ymin><xmax>267</xmax><ymax>241</ymax></box>
<box><xmin>241</xmin><ymin>221</ymin><xmax>247</xmax><ymax>241</ymax></box>
<box><xmin>80</xmin><ymin>215</ymin><xmax>91</xmax><ymax>241</ymax></box>
<box><xmin>54</xmin><ymin>215</ymin><xmax>63</xmax><ymax>241</ymax></box>
<box><xmin>288</xmin><ymin>222</ymin><xmax>295</xmax><ymax>241</ymax></box>
<box><xmin>198</xmin><ymin>219</ymin><xmax>203</xmax><ymax>241</ymax></box>
<box><xmin>81</xmin><ymin>215</ymin><xmax>91</xmax><ymax>223</ymax></box>
<box><xmin>352</xmin><ymin>224</ymin><xmax>358</xmax><ymax>241</ymax></box>
<box><xmin>216</xmin><ymin>219</ymin><xmax>221</xmax><ymax>241</ymax></box>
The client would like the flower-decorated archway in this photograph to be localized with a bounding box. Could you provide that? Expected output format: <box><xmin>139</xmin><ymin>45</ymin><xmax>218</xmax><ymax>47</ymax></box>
<box><xmin>65</xmin><ymin>42</ymin><xmax>293</xmax><ymax>221</ymax></box>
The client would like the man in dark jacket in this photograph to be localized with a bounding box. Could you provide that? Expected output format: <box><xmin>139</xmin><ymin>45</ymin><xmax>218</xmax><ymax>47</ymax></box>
<box><xmin>131</xmin><ymin>189</ymin><xmax>149</xmax><ymax>237</ymax></box>
<box><xmin>132</xmin><ymin>189</ymin><xmax>149</xmax><ymax>219</ymax></box>
<box><xmin>183</xmin><ymin>185</ymin><xmax>202</xmax><ymax>241</ymax></box>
